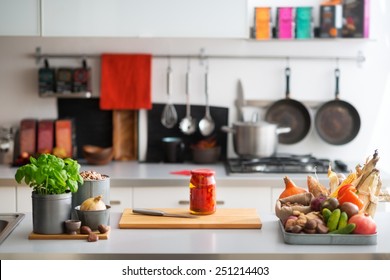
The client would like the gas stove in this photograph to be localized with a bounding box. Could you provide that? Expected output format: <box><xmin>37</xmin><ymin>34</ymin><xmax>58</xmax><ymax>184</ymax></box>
<box><xmin>225</xmin><ymin>154</ymin><xmax>349</xmax><ymax>175</ymax></box>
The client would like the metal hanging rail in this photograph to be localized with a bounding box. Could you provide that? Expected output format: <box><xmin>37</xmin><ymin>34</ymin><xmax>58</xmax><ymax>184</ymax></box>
<box><xmin>34</xmin><ymin>47</ymin><xmax>365</xmax><ymax>65</ymax></box>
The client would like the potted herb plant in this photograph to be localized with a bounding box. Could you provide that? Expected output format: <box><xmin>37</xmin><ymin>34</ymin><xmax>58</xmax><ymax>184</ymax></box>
<box><xmin>15</xmin><ymin>153</ymin><xmax>84</xmax><ymax>234</ymax></box>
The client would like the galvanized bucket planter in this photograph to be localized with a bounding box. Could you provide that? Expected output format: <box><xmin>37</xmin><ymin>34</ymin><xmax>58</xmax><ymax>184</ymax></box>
<box><xmin>31</xmin><ymin>192</ymin><xmax>72</xmax><ymax>234</ymax></box>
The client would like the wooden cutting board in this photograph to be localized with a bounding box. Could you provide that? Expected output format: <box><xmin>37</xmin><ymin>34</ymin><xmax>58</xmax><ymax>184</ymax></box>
<box><xmin>28</xmin><ymin>229</ymin><xmax>110</xmax><ymax>240</ymax></box>
<box><xmin>119</xmin><ymin>208</ymin><xmax>262</xmax><ymax>229</ymax></box>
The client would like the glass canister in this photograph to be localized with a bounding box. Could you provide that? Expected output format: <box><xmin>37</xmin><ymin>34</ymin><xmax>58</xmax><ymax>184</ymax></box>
<box><xmin>189</xmin><ymin>169</ymin><xmax>216</xmax><ymax>215</ymax></box>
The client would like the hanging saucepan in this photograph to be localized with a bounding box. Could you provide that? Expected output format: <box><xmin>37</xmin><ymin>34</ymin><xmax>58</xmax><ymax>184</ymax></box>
<box><xmin>265</xmin><ymin>67</ymin><xmax>311</xmax><ymax>144</ymax></box>
<box><xmin>315</xmin><ymin>68</ymin><xmax>361</xmax><ymax>145</ymax></box>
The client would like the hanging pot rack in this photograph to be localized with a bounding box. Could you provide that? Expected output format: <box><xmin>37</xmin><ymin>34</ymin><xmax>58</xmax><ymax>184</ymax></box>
<box><xmin>33</xmin><ymin>47</ymin><xmax>365</xmax><ymax>66</ymax></box>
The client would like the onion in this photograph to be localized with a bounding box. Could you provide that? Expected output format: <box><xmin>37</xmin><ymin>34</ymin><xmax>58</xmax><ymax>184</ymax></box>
<box><xmin>80</xmin><ymin>195</ymin><xmax>106</xmax><ymax>211</ymax></box>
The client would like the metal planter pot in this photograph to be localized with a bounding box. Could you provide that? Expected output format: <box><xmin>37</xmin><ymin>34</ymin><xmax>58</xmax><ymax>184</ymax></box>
<box><xmin>32</xmin><ymin>192</ymin><xmax>72</xmax><ymax>234</ymax></box>
<box><xmin>72</xmin><ymin>176</ymin><xmax>110</xmax><ymax>209</ymax></box>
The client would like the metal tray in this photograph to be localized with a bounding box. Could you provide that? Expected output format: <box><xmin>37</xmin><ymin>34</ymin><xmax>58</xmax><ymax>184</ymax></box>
<box><xmin>279</xmin><ymin>221</ymin><xmax>377</xmax><ymax>245</ymax></box>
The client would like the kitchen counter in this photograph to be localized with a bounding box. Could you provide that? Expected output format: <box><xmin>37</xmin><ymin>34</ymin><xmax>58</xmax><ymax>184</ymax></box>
<box><xmin>1</xmin><ymin>211</ymin><xmax>390</xmax><ymax>260</ymax></box>
<box><xmin>1</xmin><ymin>161</ymin><xmax>389</xmax><ymax>188</ymax></box>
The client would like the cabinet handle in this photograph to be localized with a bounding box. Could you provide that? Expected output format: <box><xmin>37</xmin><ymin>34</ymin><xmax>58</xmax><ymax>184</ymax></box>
<box><xmin>178</xmin><ymin>200</ymin><xmax>225</xmax><ymax>205</ymax></box>
<box><xmin>110</xmin><ymin>200</ymin><xmax>121</xmax><ymax>205</ymax></box>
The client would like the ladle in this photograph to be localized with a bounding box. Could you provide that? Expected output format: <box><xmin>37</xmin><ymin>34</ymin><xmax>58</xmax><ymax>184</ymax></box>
<box><xmin>179</xmin><ymin>62</ymin><xmax>196</xmax><ymax>135</ymax></box>
<box><xmin>199</xmin><ymin>67</ymin><xmax>215</xmax><ymax>136</ymax></box>
<box><xmin>161</xmin><ymin>66</ymin><xmax>178</xmax><ymax>129</ymax></box>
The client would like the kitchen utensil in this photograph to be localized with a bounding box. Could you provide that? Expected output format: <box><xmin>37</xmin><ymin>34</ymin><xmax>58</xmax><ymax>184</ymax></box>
<box><xmin>221</xmin><ymin>121</ymin><xmax>291</xmax><ymax>158</ymax></box>
<box><xmin>132</xmin><ymin>208</ymin><xmax>197</xmax><ymax>218</ymax></box>
<box><xmin>120</xmin><ymin>208</ymin><xmax>262</xmax><ymax>229</ymax></box>
<box><xmin>315</xmin><ymin>68</ymin><xmax>361</xmax><ymax>145</ymax></box>
<box><xmin>56</xmin><ymin>68</ymin><xmax>73</xmax><ymax>93</ymax></box>
<box><xmin>82</xmin><ymin>145</ymin><xmax>113</xmax><ymax>165</ymax></box>
<box><xmin>161</xmin><ymin>66</ymin><xmax>178</xmax><ymax>128</ymax></box>
<box><xmin>236</xmin><ymin>80</ymin><xmax>245</xmax><ymax>121</ymax></box>
<box><xmin>199</xmin><ymin>68</ymin><xmax>215</xmax><ymax>136</ymax></box>
<box><xmin>64</xmin><ymin>220</ymin><xmax>81</xmax><ymax>235</ymax></box>
<box><xmin>74</xmin><ymin>205</ymin><xmax>111</xmax><ymax>231</ymax></box>
<box><xmin>169</xmin><ymin>170</ymin><xmax>192</xmax><ymax>176</ymax></box>
<box><xmin>161</xmin><ymin>137</ymin><xmax>185</xmax><ymax>163</ymax></box>
<box><xmin>265</xmin><ymin>67</ymin><xmax>311</xmax><ymax>144</ymax></box>
<box><xmin>73</xmin><ymin>59</ymin><xmax>91</xmax><ymax>92</ymax></box>
<box><xmin>38</xmin><ymin>59</ymin><xmax>56</xmax><ymax>93</ymax></box>
<box><xmin>28</xmin><ymin>230</ymin><xmax>110</xmax><ymax>240</ymax></box>
<box><xmin>179</xmin><ymin>64</ymin><xmax>196</xmax><ymax>134</ymax></box>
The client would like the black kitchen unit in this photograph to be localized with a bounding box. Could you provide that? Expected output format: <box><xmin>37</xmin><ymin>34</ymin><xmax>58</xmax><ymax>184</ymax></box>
<box><xmin>225</xmin><ymin>153</ymin><xmax>349</xmax><ymax>175</ymax></box>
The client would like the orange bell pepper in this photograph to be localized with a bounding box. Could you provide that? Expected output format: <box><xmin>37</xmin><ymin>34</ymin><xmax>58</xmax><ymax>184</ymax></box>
<box><xmin>337</xmin><ymin>184</ymin><xmax>355</xmax><ymax>198</ymax></box>
<box><xmin>338</xmin><ymin>188</ymin><xmax>364</xmax><ymax>210</ymax></box>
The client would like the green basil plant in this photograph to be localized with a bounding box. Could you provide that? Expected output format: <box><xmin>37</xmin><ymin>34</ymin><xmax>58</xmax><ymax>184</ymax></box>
<box><xmin>15</xmin><ymin>153</ymin><xmax>84</xmax><ymax>195</ymax></box>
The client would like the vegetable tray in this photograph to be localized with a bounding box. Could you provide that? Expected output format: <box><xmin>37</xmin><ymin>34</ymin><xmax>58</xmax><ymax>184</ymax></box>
<box><xmin>279</xmin><ymin>221</ymin><xmax>377</xmax><ymax>245</ymax></box>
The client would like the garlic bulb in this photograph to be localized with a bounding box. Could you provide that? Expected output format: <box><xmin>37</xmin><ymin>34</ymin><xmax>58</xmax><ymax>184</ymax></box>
<box><xmin>80</xmin><ymin>195</ymin><xmax>106</xmax><ymax>211</ymax></box>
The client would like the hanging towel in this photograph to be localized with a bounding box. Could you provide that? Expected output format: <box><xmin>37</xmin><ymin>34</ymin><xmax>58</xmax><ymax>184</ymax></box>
<box><xmin>100</xmin><ymin>54</ymin><xmax>152</xmax><ymax>110</ymax></box>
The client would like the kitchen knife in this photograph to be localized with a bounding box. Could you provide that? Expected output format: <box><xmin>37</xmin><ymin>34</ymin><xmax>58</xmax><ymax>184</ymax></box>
<box><xmin>132</xmin><ymin>208</ymin><xmax>197</xmax><ymax>218</ymax></box>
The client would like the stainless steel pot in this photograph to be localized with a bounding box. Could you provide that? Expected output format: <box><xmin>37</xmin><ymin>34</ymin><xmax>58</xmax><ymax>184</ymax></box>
<box><xmin>221</xmin><ymin>121</ymin><xmax>291</xmax><ymax>158</ymax></box>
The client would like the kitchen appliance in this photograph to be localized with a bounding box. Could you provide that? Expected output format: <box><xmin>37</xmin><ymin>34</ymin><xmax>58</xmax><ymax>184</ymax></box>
<box><xmin>0</xmin><ymin>126</ymin><xmax>16</xmax><ymax>165</ymax></box>
<box><xmin>265</xmin><ymin>67</ymin><xmax>311</xmax><ymax>144</ymax></box>
<box><xmin>225</xmin><ymin>153</ymin><xmax>349</xmax><ymax>175</ymax></box>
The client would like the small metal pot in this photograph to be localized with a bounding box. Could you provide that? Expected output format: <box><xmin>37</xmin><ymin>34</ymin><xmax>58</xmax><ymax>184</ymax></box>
<box><xmin>222</xmin><ymin>121</ymin><xmax>291</xmax><ymax>158</ymax></box>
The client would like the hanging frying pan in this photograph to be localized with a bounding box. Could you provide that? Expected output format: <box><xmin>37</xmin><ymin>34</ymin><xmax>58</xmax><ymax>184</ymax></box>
<box><xmin>265</xmin><ymin>67</ymin><xmax>311</xmax><ymax>144</ymax></box>
<box><xmin>315</xmin><ymin>68</ymin><xmax>361</xmax><ymax>145</ymax></box>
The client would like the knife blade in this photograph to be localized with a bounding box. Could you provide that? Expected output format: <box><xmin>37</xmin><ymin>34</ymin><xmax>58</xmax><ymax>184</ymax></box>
<box><xmin>132</xmin><ymin>208</ymin><xmax>197</xmax><ymax>218</ymax></box>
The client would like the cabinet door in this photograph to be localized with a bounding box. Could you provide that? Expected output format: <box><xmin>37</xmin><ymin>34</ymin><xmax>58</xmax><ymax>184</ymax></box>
<box><xmin>133</xmin><ymin>186</ymin><xmax>189</xmax><ymax>208</ymax></box>
<box><xmin>16</xmin><ymin>186</ymin><xmax>32</xmax><ymax>213</ymax></box>
<box><xmin>42</xmin><ymin>0</ymin><xmax>247</xmax><ymax>38</ymax></box>
<box><xmin>0</xmin><ymin>187</ymin><xmax>16</xmax><ymax>212</ymax></box>
<box><xmin>133</xmin><ymin>186</ymin><xmax>272</xmax><ymax>214</ymax></box>
<box><xmin>217</xmin><ymin>186</ymin><xmax>272</xmax><ymax>215</ymax></box>
<box><xmin>0</xmin><ymin>0</ymin><xmax>40</xmax><ymax>36</ymax></box>
<box><xmin>271</xmin><ymin>187</ymin><xmax>284</xmax><ymax>213</ymax></box>
<box><xmin>110</xmin><ymin>186</ymin><xmax>133</xmax><ymax>212</ymax></box>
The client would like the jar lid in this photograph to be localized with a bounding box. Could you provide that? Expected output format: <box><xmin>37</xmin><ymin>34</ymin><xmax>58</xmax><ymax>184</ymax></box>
<box><xmin>191</xmin><ymin>168</ymin><xmax>215</xmax><ymax>176</ymax></box>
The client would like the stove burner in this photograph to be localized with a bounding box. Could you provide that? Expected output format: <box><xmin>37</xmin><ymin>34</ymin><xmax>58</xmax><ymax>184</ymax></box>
<box><xmin>226</xmin><ymin>153</ymin><xmax>348</xmax><ymax>174</ymax></box>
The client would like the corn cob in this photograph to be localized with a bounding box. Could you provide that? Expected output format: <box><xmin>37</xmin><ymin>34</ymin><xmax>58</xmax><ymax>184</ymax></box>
<box><xmin>356</xmin><ymin>169</ymin><xmax>380</xmax><ymax>214</ymax></box>
<box><xmin>365</xmin><ymin>175</ymin><xmax>382</xmax><ymax>218</ymax></box>
<box><xmin>329</xmin><ymin>172</ymin><xmax>357</xmax><ymax>198</ymax></box>
<box><xmin>327</xmin><ymin>164</ymin><xmax>339</xmax><ymax>194</ymax></box>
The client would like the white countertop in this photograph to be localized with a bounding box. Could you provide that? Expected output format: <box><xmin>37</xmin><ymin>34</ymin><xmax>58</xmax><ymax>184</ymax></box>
<box><xmin>1</xmin><ymin>212</ymin><xmax>389</xmax><ymax>260</ymax></box>
<box><xmin>2</xmin><ymin>161</ymin><xmax>389</xmax><ymax>188</ymax></box>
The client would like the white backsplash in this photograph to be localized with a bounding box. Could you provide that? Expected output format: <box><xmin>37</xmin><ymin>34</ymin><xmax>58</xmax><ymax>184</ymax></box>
<box><xmin>0</xmin><ymin>2</ymin><xmax>389</xmax><ymax>171</ymax></box>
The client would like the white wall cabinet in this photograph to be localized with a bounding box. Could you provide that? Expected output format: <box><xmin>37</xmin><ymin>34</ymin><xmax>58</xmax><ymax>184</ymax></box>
<box><xmin>133</xmin><ymin>186</ymin><xmax>189</xmax><ymax>209</ymax></box>
<box><xmin>16</xmin><ymin>186</ymin><xmax>32</xmax><ymax>213</ymax></box>
<box><xmin>41</xmin><ymin>0</ymin><xmax>247</xmax><ymax>38</ymax></box>
<box><xmin>0</xmin><ymin>186</ymin><xmax>16</xmax><ymax>212</ymax></box>
<box><xmin>0</xmin><ymin>0</ymin><xmax>40</xmax><ymax>36</ymax></box>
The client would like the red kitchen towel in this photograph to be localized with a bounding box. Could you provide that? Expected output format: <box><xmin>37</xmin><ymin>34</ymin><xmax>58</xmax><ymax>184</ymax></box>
<box><xmin>100</xmin><ymin>54</ymin><xmax>152</xmax><ymax>110</ymax></box>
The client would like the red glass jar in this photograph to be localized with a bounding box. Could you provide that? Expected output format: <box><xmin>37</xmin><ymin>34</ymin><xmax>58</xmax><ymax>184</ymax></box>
<box><xmin>189</xmin><ymin>169</ymin><xmax>216</xmax><ymax>215</ymax></box>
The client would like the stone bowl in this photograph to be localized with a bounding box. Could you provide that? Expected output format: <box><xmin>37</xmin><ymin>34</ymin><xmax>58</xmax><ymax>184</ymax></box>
<box><xmin>64</xmin><ymin>219</ymin><xmax>81</xmax><ymax>235</ymax></box>
<box><xmin>74</xmin><ymin>205</ymin><xmax>111</xmax><ymax>230</ymax></box>
<box><xmin>191</xmin><ymin>146</ymin><xmax>221</xmax><ymax>164</ymax></box>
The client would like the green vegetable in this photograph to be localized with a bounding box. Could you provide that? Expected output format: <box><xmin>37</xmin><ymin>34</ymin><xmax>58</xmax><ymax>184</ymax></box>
<box><xmin>330</xmin><ymin>223</ymin><xmax>356</xmax><ymax>234</ymax></box>
<box><xmin>322</xmin><ymin>208</ymin><xmax>332</xmax><ymax>223</ymax></box>
<box><xmin>327</xmin><ymin>208</ymin><xmax>341</xmax><ymax>232</ymax></box>
<box><xmin>15</xmin><ymin>154</ymin><xmax>83</xmax><ymax>195</ymax></box>
<box><xmin>337</xmin><ymin>211</ymin><xmax>348</xmax><ymax>230</ymax></box>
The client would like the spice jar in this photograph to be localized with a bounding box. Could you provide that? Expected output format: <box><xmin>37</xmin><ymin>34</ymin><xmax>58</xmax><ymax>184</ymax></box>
<box><xmin>189</xmin><ymin>169</ymin><xmax>216</xmax><ymax>215</ymax></box>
